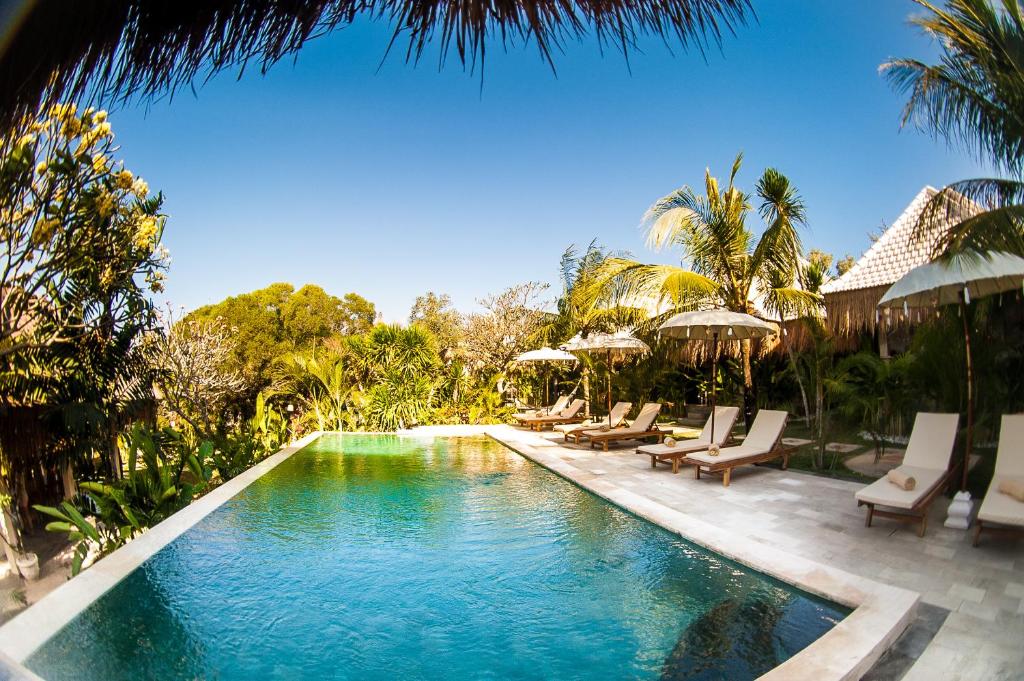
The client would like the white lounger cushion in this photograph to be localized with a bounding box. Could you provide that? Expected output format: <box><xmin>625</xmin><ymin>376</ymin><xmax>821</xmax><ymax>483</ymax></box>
<box><xmin>554</xmin><ymin>420</ymin><xmax>593</xmax><ymax>434</ymax></box>
<box><xmin>685</xmin><ymin>445</ymin><xmax>767</xmax><ymax>465</ymax></box>
<box><xmin>854</xmin><ymin>412</ymin><xmax>958</xmax><ymax>509</ymax></box>
<box><xmin>977</xmin><ymin>414</ymin><xmax>1024</xmax><ymax>527</ymax></box>
<box><xmin>637</xmin><ymin>406</ymin><xmax>740</xmax><ymax>456</ymax></box>
<box><xmin>855</xmin><ymin>465</ymin><xmax>948</xmax><ymax>510</ymax></box>
<box><xmin>560</xmin><ymin>403</ymin><xmax>632</xmax><ymax>435</ymax></box>
<box><xmin>977</xmin><ymin>476</ymin><xmax>1024</xmax><ymax>526</ymax></box>
<box><xmin>580</xmin><ymin>403</ymin><xmax>661</xmax><ymax>438</ymax></box>
<box><xmin>901</xmin><ymin>412</ymin><xmax>960</xmax><ymax>469</ymax></box>
<box><xmin>529</xmin><ymin>399</ymin><xmax>584</xmax><ymax>421</ymax></box>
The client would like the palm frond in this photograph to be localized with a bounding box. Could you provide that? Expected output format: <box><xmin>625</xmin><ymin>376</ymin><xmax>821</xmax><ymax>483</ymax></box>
<box><xmin>916</xmin><ymin>177</ymin><xmax>1024</xmax><ymax>255</ymax></box>
<box><xmin>0</xmin><ymin>0</ymin><xmax>752</xmax><ymax>131</ymax></box>
<box><xmin>750</xmin><ymin>167</ymin><xmax>805</xmax><ymax>282</ymax></box>
<box><xmin>588</xmin><ymin>257</ymin><xmax>718</xmax><ymax>311</ymax></box>
<box><xmin>882</xmin><ymin>0</ymin><xmax>1024</xmax><ymax>175</ymax></box>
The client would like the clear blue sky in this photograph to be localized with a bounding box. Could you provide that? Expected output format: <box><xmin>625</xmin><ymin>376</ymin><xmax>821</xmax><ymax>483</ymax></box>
<box><xmin>109</xmin><ymin>0</ymin><xmax>986</xmax><ymax>322</ymax></box>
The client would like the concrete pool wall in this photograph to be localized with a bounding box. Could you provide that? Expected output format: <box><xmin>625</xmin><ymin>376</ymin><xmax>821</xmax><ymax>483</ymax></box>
<box><xmin>0</xmin><ymin>427</ymin><xmax>917</xmax><ymax>680</ymax></box>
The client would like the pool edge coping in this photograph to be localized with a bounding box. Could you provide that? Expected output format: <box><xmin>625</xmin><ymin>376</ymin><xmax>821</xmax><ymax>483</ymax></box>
<box><xmin>0</xmin><ymin>431</ymin><xmax>324</xmax><ymax>665</ymax></box>
<box><xmin>483</xmin><ymin>425</ymin><xmax>919</xmax><ymax>681</ymax></box>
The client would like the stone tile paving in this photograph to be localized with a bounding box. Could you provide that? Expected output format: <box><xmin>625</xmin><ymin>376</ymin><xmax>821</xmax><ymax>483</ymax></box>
<box><xmin>523</xmin><ymin>430</ymin><xmax>1024</xmax><ymax>681</ymax></box>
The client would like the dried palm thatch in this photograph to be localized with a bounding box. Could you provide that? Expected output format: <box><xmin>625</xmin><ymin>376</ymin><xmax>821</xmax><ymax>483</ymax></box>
<box><xmin>0</xmin><ymin>0</ymin><xmax>751</xmax><ymax>131</ymax></box>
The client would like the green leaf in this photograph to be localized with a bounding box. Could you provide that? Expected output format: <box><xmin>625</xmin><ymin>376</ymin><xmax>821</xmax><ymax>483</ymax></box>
<box><xmin>33</xmin><ymin>504</ymin><xmax>71</xmax><ymax>523</ymax></box>
<box><xmin>43</xmin><ymin>521</ymin><xmax>73</xmax><ymax>533</ymax></box>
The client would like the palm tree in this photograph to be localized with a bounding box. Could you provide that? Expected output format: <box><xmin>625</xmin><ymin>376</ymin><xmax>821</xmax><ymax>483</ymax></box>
<box><xmin>592</xmin><ymin>154</ymin><xmax>818</xmax><ymax>427</ymax></box>
<box><xmin>551</xmin><ymin>241</ymin><xmax>647</xmax><ymax>414</ymax></box>
<box><xmin>883</xmin><ymin>0</ymin><xmax>1024</xmax><ymax>256</ymax></box>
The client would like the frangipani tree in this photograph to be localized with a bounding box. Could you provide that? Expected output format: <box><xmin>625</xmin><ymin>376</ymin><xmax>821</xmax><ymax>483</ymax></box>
<box><xmin>591</xmin><ymin>154</ymin><xmax>819</xmax><ymax>425</ymax></box>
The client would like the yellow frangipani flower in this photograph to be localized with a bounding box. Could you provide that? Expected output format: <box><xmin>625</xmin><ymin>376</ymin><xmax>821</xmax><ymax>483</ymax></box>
<box><xmin>132</xmin><ymin>178</ymin><xmax>149</xmax><ymax>198</ymax></box>
<box><xmin>115</xmin><ymin>169</ymin><xmax>134</xmax><ymax>189</ymax></box>
<box><xmin>31</xmin><ymin>218</ymin><xmax>59</xmax><ymax>246</ymax></box>
<box><xmin>63</xmin><ymin>117</ymin><xmax>83</xmax><ymax>139</ymax></box>
<box><xmin>49</xmin><ymin>103</ymin><xmax>76</xmax><ymax>121</ymax></box>
<box><xmin>134</xmin><ymin>215</ymin><xmax>158</xmax><ymax>248</ymax></box>
<box><xmin>95</xmin><ymin>192</ymin><xmax>115</xmax><ymax>218</ymax></box>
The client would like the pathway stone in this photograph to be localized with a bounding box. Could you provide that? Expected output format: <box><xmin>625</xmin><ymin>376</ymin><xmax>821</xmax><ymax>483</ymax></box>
<box><xmin>844</xmin><ymin>449</ymin><xmax>906</xmax><ymax>477</ymax></box>
<box><xmin>780</xmin><ymin>437</ymin><xmax>813</xmax><ymax>447</ymax></box>
<box><xmin>824</xmin><ymin>441</ymin><xmax>863</xmax><ymax>453</ymax></box>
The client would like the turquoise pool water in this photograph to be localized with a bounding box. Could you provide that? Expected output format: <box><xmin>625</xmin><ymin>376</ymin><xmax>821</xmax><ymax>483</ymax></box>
<box><xmin>27</xmin><ymin>435</ymin><xmax>847</xmax><ymax>680</ymax></box>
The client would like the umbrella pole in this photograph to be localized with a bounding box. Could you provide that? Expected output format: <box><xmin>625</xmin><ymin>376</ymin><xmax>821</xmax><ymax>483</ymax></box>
<box><xmin>607</xmin><ymin>350</ymin><xmax>613</xmax><ymax>427</ymax></box>
<box><xmin>960</xmin><ymin>295</ymin><xmax>973</xmax><ymax>492</ymax></box>
<box><xmin>545</xmin><ymin>366</ymin><xmax>550</xmax><ymax>407</ymax></box>
<box><xmin>710</xmin><ymin>332</ymin><xmax>718</xmax><ymax>439</ymax></box>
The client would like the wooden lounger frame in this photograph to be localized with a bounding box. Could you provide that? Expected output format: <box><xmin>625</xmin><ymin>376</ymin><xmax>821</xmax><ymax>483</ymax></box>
<box><xmin>972</xmin><ymin>519</ymin><xmax>1024</xmax><ymax>547</ymax></box>
<box><xmin>858</xmin><ymin>469</ymin><xmax>954</xmax><ymax>538</ymax></box>
<box><xmin>645</xmin><ymin>437</ymin><xmax>740</xmax><ymax>474</ymax></box>
<box><xmin>587</xmin><ymin>427</ymin><xmax>665</xmax><ymax>452</ymax></box>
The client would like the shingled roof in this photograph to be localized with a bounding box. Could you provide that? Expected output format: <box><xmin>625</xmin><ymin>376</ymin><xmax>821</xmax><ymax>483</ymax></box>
<box><xmin>822</xmin><ymin>186</ymin><xmax>979</xmax><ymax>335</ymax></box>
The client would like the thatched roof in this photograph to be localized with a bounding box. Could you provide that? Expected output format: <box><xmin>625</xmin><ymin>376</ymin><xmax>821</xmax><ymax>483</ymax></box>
<box><xmin>0</xmin><ymin>0</ymin><xmax>750</xmax><ymax>131</ymax></box>
<box><xmin>821</xmin><ymin>186</ymin><xmax>981</xmax><ymax>335</ymax></box>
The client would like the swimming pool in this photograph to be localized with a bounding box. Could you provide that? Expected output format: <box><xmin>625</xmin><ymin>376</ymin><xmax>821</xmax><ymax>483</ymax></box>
<box><xmin>24</xmin><ymin>434</ymin><xmax>847</xmax><ymax>680</ymax></box>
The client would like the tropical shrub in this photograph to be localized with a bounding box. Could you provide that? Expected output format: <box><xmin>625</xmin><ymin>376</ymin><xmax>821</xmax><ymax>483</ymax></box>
<box><xmin>827</xmin><ymin>351</ymin><xmax>915</xmax><ymax>462</ymax></box>
<box><xmin>35</xmin><ymin>425</ymin><xmax>211</xmax><ymax>574</ymax></box>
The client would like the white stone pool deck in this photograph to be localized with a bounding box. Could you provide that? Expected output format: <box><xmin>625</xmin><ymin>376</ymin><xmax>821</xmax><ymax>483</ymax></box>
<box><xmin>473</xmin><ymin>425</ymin><xmax>1024</xmax><ymax>681</ymax></box>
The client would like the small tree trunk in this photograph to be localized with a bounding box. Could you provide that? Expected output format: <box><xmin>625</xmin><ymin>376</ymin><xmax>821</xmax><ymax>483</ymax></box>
<box><xmin>61</xmin><ymin>460</ymin><xmax>77</xmax><ymax>500</ymax></box>
<box><xmin>815</xmin><ymin>378</ymin><xmax>825</xmax><ymax>469</ymax></box>
<box><xmin>0</xmin><ymin>478</ymin><xmax>22</xmax><ymax>571</ymax></box>
<box><xmin>786</xmin><ymin>344</ymin><xmax>811</xmax><ymax>427</ymax></box>
<box><xmin>584</xmin><ymin>370</ymin><xmax>591</xmax><ymax>416</ymax></box>
<box><xmin>741</xmin><ymin>339</ymin><xmax>754</xmax><ymax>431</ymax></box>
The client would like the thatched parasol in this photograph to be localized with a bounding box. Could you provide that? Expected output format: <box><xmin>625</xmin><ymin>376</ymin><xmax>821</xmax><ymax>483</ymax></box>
<box><xmin>659</xmin><ymin>309</ymin><xmax>778</xmax><ymax>437</ymax></box>
<box><xmin>878</xmin><ymin>251</ymin><xmax>1024</xmax><ymax>494</ymax></box>
<box><xmin>0</xmin><ymin>0</ymin><xmax>751</xmax><ymax>131</ymax></box>
<box><xmin>563</xmin><ymin>331</ymin><xmax>649</xmax><ymax>426</ymax></box>
<box><xmin>513</xmin><ymin>346</ymin><xmax>577</xmax><ymax>406</ymax></box>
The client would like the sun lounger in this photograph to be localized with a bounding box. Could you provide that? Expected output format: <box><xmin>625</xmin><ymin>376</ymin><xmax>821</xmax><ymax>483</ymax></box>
<box><xmin>563</xmin><ymin>402</ymin><xmax>633</xmax><ymax>443</ymax></box>
<box><xmin>855</xmin><ymin>412</ymin><xmax>959</xmax><ymax>537</ymax></box>
<box><xmin>638</xmin><ymin>406</ymin><xmax>741</xmax><ymax>473</ymax></box>
<box><xmin>582</xmin><ymin>403</ymin><xmax>664</xmax><ymax>451</ymax></box>
<box><xmin>675</xmin><ymin>409</ymin><xmax>791</xmax><ymax>487</ymax></box>
<box><xmin>513</xmin><ymin>395</ymin><xmax>569</xmax><ymax>422</ymax></box>
<box><xmin>518</xmin><ymin>399</ymin><xmax>586</xmax><ymax>431</ymax></box>
<box><xmin>973</xmin><ymin>413</ymin><xmax>1024</xmax><ymax>546</ymax></box>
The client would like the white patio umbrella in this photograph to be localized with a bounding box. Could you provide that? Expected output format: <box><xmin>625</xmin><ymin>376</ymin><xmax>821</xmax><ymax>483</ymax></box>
<box><xmin>658</xmin><ymin>310</ymin><xmax>779</xmax><ymax>438</ymax></box>
<box><xmin>513</xmin><ymin>346</ymin><xmax>577</xmax><ymax>406</ymax></box>
<box><xmin>562</xmin><ymin>331</ymin><xmax>650</xmax><ymax>426</ymax></box>
<box><xmin>878</xmin><ymin>250</ymin><xmax>1024</xmax><ymax>492</ymax></box>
